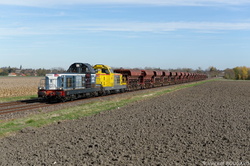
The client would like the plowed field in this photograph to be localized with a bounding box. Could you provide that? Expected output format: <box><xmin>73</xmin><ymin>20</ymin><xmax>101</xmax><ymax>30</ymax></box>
<box><xmin>1</xmin><ymin>80</ymin><xmax>250</xmax><ymax>165</ymax></box>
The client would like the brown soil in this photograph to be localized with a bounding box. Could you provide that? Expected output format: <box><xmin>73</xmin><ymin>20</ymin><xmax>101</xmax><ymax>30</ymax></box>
<box><xmin>0</xmin><ymin>80</ymin><xmax>250</xmax><ymax>165</ymax></box>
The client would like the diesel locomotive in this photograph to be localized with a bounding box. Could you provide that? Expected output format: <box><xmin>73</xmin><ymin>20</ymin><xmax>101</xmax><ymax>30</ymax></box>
<box><xmin>38</xmin><ymin>62</ymin><xmax>207</xmax><ymax>102</ymax></box>
<box><xmin>38</xmin><ymin>63</ymin><xmax>126</xmax><ymax>102</ymax></box>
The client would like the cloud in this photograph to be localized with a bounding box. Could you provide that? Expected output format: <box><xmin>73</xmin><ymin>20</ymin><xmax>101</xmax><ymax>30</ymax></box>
<box><xmin>0</xmin><ymin>0</ymin><xmax>250</xmax><ymax>7</ymax></box>
<box><xmin>0</xmin><ymin>26</ymin><xmax>58</xmax><ymax>36</ymax></box>
<box><xmin>68</xmin><ymin>22</ymin><xmax>250</xmax><ymax>32</ymax></box>
<box><xmin>1</xmin><ymin>21</ymin><xmax>250</xmax><ymax>37</ymax></box>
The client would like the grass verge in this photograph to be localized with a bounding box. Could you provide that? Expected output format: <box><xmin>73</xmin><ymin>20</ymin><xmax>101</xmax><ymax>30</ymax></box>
<box><xmin>0</xmin><ymin>95</ymin><xmax>37</xmax><ymax>103</ymax></box>
<box><xmin>0</xmin><ymin>79</ymin><xmax>215</xmax><ymax>138</ymax></box>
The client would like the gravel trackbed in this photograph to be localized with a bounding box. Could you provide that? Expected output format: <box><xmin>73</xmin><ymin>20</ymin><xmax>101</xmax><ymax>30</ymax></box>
<box><xmin>0</xmin><ymin>80</ymin><xmax>250</xmax><ymax>165</ymax></box>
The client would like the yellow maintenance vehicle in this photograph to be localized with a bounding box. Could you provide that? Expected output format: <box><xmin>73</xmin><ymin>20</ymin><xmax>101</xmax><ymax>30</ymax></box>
<box><xmin>93</xmin><ymin>64</ymin><xmax>127</xmax><ymax>95</ymax></box>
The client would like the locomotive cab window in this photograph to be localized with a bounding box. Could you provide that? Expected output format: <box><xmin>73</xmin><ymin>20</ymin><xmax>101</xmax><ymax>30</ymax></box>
<box><xmin>81</xmin><ymin>66</ymin><xmax>89</xmax><ymax>73</ymax></box>
<box><xmin>102</xmin><ymin>69</ymin><xmax>110</xmax><ymax>74</ymax></box>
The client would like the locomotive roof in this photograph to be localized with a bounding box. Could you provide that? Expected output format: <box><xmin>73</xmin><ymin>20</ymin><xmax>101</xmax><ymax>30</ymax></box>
<box><xmin>67</xmin><ymin>63</ymin><xmax>96</xmax><ymax>74</ymax></box>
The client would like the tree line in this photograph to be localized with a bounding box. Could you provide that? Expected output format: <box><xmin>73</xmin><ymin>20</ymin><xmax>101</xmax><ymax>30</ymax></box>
<box><xmin>0</xmin><ymin>66</ymin><xmax>66</xmax><ymax>76</ymax></box>
<box><xmin>224</xmin><ymin>66</ymin><xmax>250</xmax><ymax>80</ymax></box>
<box><xmin>0</xmin><ymin>65</ymin><xmax>229</xmax><ymax>78</ymax></box>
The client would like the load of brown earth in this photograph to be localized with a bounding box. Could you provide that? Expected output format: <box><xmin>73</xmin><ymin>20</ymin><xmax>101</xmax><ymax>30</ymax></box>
<box><xmin>0</xmin><ymin>80</ymin><xmax>249</xmax><ymax>165</ymax></box>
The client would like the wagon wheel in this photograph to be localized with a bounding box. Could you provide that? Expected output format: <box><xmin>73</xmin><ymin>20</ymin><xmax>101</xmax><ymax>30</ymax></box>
<box><xmin>120</xmin><ymin>88</ymin><xmax>125</xmax><ymax>93</ymax></box>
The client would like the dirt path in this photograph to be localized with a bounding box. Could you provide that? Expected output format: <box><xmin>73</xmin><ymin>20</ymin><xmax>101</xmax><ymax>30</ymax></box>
<box><xmin>0</xmin><ymin>81</ymin><xmax>250</xmax><ymax>165</ymax></box>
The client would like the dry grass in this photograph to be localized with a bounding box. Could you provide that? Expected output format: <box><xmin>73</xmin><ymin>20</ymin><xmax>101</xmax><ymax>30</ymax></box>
<box><xmin>0</xmin><ymin>77</ymin><xmax>42</xmax><ymax>98</ymax></box>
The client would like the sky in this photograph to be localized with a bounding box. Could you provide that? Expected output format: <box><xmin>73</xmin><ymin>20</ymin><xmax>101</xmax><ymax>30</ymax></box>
<box><xmin>0</xmin><ymin>0</ymin><xmax>250</xmax><ymax>70</ymax></box>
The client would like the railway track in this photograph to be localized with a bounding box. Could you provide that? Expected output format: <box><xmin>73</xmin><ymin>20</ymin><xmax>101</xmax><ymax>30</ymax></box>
<box><xmin>0</xmin><ymin>81</ymin><xmax>205</xmax><ymax>117</ymax></box>
<box><xmin>0</xmin><ymin>94</ymin><xmax>113</xmax><ymax>116</ymax></box>
<box><xmin>0</xmin><ymin>94</ymin><xmax>120</xmax><ymax>116</ymax></box>
<box><xmin>0</xmin><ymin>100</ymin><xmax>52</xmax><ymax>115</ymax></box>
<box><xmin>0</xmin><ymin>89</ymin><xmax>148</xmax><ymax>116</ymax></box>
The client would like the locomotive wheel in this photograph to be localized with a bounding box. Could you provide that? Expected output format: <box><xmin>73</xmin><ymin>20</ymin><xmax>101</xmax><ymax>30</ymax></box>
<box><xmin>105</xmin><ymin>90</ymin><xmax>111</xmax><ymax>95</ymax></box>
<box><xmin>70</xmin><ymin>95</ymin><xmax>76</xmax><ymax>101</ymax></box>
<box><xmin>94</xmin><ymin>92</ymin><xmax>99</xmax><ymax>97</ymax></box>
<box><xmin>60</xmin><ymin>98</ymin><xmax>66</xmax><ymax>103</ymax></box>
<box><xmin>99</xmin><ymin>91</ymin><xmax>105</xmax><ymax>96</ymax></box>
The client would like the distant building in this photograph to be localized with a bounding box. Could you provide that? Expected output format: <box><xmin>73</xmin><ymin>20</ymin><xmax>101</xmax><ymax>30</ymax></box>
<box><xmin>8</xmin><ymin>73</ymin><xmax>17</xmax><ymax>76</ymax></box>
<box><xmin>15</xmin><ymin>69</ymin><xmax>22</xmax><ymax>74</ymax></box>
